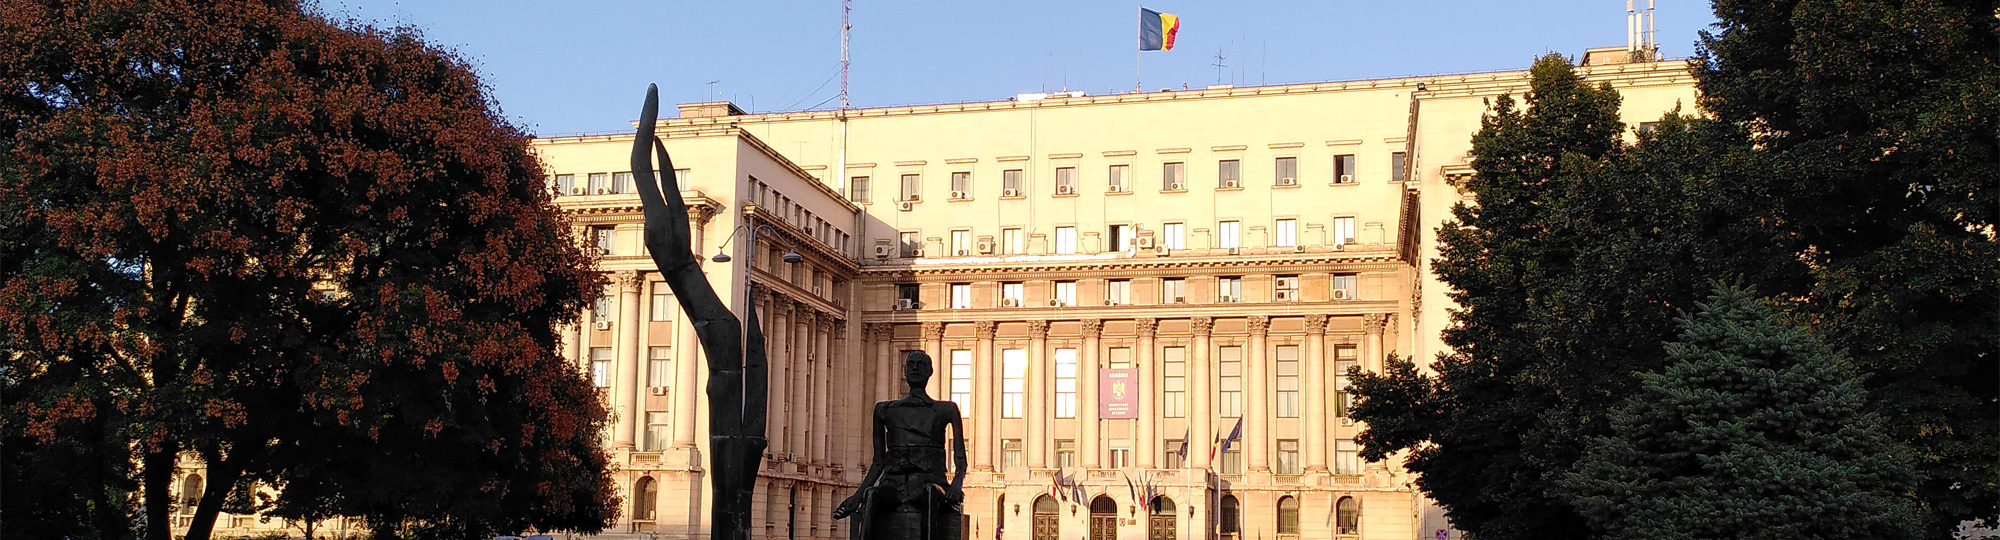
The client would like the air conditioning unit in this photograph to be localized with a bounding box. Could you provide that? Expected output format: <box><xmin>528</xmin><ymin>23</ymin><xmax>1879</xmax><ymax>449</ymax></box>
<box><xmin>898</xmin><ymin>201</ymin><xmax>915</xmax><ymax>212</ymax></box>
<box><xmin>1339</xmin><ymin>174</ymin><xmax>1354</xmax><ymax>183</ymax></box>
<box><xmin>1002</xmin><ymin>298</ymin><xmax>1020</xmax><ymax>307</ymax></box>
<box><xmin>1056</xmin><ymin>185</ymin><xmax>1075</xmax><ymax>195</ymax></box>
<box><xmin>1222</xmin><ymin>179</ymin><xmax>1240</xmax><ymax>188</ymax></box>
<box><xmin>873</xmin><ymin>245</ymin><xmax>893</xmax><ymax>259</ymax></box>
<box><xmin>596</xmin><ymin>188</ymin><xmax>608</xmax><ymax>195</ymax></box>
<box><xmin>950</xmin><ymin>190</ymin><xmax>968</xmax><ymax>199</ymax></box>
<box><xmin>976</xmin><ymin>240</ymin><xmax>996</xmax><ymax>254</ymax></box>
<box><xmin>1294</xmin><ymin>245</ymin><xmax>1307</xmax><ymax>253</ymax></box>
<box><xmin>895</xmin><ymin>298</ymin><xmax>915</xmax><ymax>310</ymax></box>
<box><xmin>1154</xmin><ymin>245</ymin><xmax>1171</xmax><ymax>255</ymax></box>
<box><xmin>1277</xmin><ymin>290</ymin><xmax>1295</xmax><ymax>301</ymax></box>
<box><xmin>1136</xmin><ymin>236</ymin><xmax>1156</xmax><ymax>249</ymax></box>
<box><xmin>1003</xmin><ymin>188</ymin><xmax>1021</xmax><ymax>197</ymax></box>
<box><xmin>955</xmin><ymin>249</ymin><xmax>969</xmax><ymax>256</ymax></box>
<box><xmin>1227</xmin><ymin>247</ymin><xmax>1241</xmax><ymax>255</ymax></box>
<box><xmin>1332</xmin><ymin>289</ymin><xmax>1351</xmax><ymax>300</ymax></box>
<box><xmin>1169</xmin><ymin>182</ymin><xmax>1185</xmax><ymax>191</ymax></box>
<box><xmin>649</xmin><ymin>387</ymin><xmax>669</xmax><ymax>396</ymax></box>
<box><xmin>1221</xmin><ymin>295</ymin><xmax>1239</xmax><ymax>303</ymax></box>
<box><xmin>1278</xmin><ymin>177</ymin><xmax>1297</xmax><ymax>186</ymax></box>
<box><xmin>1048</xmin><ymin>299</ymin><xmax>1064</xmax><ymax>307</ymax></box>
<box><xmin>909</xmin><ymin>248</ymin><xmax>925</xmax><ymax>258</ymax></box>
<box><xmin>1109</xmin><ymin>184</ymin><xmax>1126</xmax><ymax>193</ymax></box>
<box><xmin>593</xmin><ymin>321</ymin><xmax>613</xmax><ymax>330</ymax></box>
<box><xmin>571</xmin><ymin>188</ymin><xmax>584</xmax><ymax>195</ymax></box>
<box><xmin>906</xmin><ymin>194</ymin><xmax>922</xmax><ymax>202</ymax></box>
<box><xmin>1105</xmin><ymin>298</ymin><xmax>1121</xmax><ymax>306</ymax></box>
<box><xmin>1173</xmin><ymin>296</ymin><xmax>1187</xmax><ymax>304</ymax></box>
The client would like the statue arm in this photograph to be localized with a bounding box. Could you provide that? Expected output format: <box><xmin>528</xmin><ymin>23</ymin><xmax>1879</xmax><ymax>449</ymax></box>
<box><xmin>948</xmin><ymin>403</ymin><xmax>967</xmax><ymax>498</ymax></box>
<box><xmin>835</xmin><ymin>403</ymin><xmax>889</xmax><ymax>519</ymax></box>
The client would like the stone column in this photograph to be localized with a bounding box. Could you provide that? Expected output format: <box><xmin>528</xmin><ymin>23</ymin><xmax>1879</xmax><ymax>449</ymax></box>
<box><xmin>1189</xmin><ymin>316</ymin><xmax>1214</xmax><ymax>470</ymax></box>
<box><xmin>560</xmin><ymin>322</ymin><xmax>581</xmax><ymax>370</ymax></box>
<box><xmin>791</xmin><ymin>307</ymin><xmax>813</xmax><ymax>464</ymax></box>
<box><xmin>613</xmin><ymin>271</ymin><xmax>645</xmax><ymax>449</ymax></box>
<box><xmin>921</xmin><ymin>322</ymin><xmax>945</xmax><ymax>400</ymax></box>
<box><xmin>1135</xmin><ymin>317</ymin><xmax>1158</xmax><ymax>469</ymax></box>
<box><xmin>973</xmin><ymin>321</ymin><xmax>997</xmax><ymax>471</ymax></box>
<box><xmin>812</xmin><ymin>316</ymin><xmax>833</xmax><ymax>469</ymax></box>
<box><xmin>767</xmin><ymin>294</ymin><xmax>790</xmax><ymax>458</ymax></box>
<box><xmin>867</xmin><ymin>323</ymin><xmax>893</xmax><ymax>401</ymax></box>
<box><xmin>1079</xmin><ymin>319</ymin><xmax>1103</xmax><ymax>469</ymax></box>
<box><xmin>1303</xmin><ymin>314</ymin><xmax>1329</xmax><ymax>474</ymax></box>
<box><xmin>1246</xmin><ymin>315</ymin><xmax>1270</xmax><ymax>472</ymax></box>
<box><xmin>829</xmin><ymin>319</ymin><xmax>848</xmax><ymax>471</ymax></box>
<box><xmin>1025</xmin><ymin>320</ymin><xmax>1049</xmax><ymax>468</ymax></box>
<box><xmin>1363</xmin><ymin>313</ymin><xmax>1392</xmax><ymax>374</ymax></box>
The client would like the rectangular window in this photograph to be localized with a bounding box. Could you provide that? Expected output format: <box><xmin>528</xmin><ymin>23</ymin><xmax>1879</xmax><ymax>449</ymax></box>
<box><xmin>1276</xmin><ymin>345</ymin><xmax>1300</xmax><ymax>417</ymax></box>
<box><xmin>1163</xmin><ymin>347</ymin><xmax>1186</xmax><ymax>417</ymax></box>
<box><xmin>1108</xmin><ymin>164</ymin><xmax>1129</xmax><ymax>192</ymax></box>
<box><xmin>1333</xmin><ymin>273</ymin><xmax>1358</xmax><ymax>300</ymax></box>
<box><xmin>850</xmin><ymin>176</ymin><xmax>871</xmax><ymax>203</ymax></box>
<box><xmin>611</xmin><ymin>171</ymin><xmax>633</xmax><ymax>194</ymax></box>
<box><xmin>1217</xmin><ymin>159</ymin><xmax>1241</xmax><ymax>188</ymax></box>
<box><xmin>1002</xmin><ymin>282</ymin><xmax>1024</xmax><ymax>307</ymax></box>
<box><xmin>1276</xmin><ymin>275</ymin><xmax>1300</xmax><ymax>301</ymax></box>
<box><xmin>1055</xmin><ymin>439</ymin><xmax>1078</xmax><ymax>468</ymax></box>
<box><xmin>593</xmin><ymin>226</ymin><xmax>617</xmax><ymax>255</ymax></box>
<box><xmin>900</xmin><ymin>173</ymin><xmax>921</xmax><ymax>201</ymax></box>
<box><xmin>592</xmin><ymin>284</ymin><xmax>614</xmax><ymax>323</ymax></box>
<box><xmin>1275</xmin><ymin>218</ymin><xmax>1298</xmax><ymax>247</ymax></box>
<box><xmin>1336</xmin><ymin>345</ymin><xmax>1359</xmax><ymax>417</ymax></box>
<box><xmin>1054</xmin><ymin>281</ymin><xmax>1077</xmax><ymax>306</ymax></box>
<box><xmin>1055</xmin><ymin>167</ymin><xmax>1077</xmax><ymax>194</ymax></box>
<box><xmin>1001</xmin><ymin>439</ymin><xmax>1023</xmax><ymax>472</ymax></box>
<box><xmin>644</xmin><ymin>412</ymin><xmax>672</xmax><ymax>451</ymax></box>
<box><xmin>555</xmin><ymin>174</ymin><xmax>576</xmax><ymax>195</ymax></box>
<box><xmin>587</xmin><ymin>172</ymin><xmax>609</xmax><ymax>193</ymax></box>
<box><xmin>1164</xmin><ymin>439</ymin><xmax>1186</xmax><ymax>469</ymax></box>
<box><xmin>1391</xmin><ymin>151</ymin><xmax>1407</xmax><ymax>182</ymax></box>
<box><xmin>1333</xmin><ymin>216</ymin><xmax>1356</xmax><ymax>245</ymax></box>
<box><xmin>1162</xmin><ymin>162</ymin><xmax>1186</xmax><ymax>190</ymax></box>
<box><xmin>1221</xmin><ymin>447</ymin><xmax>1243</xmax><ymax>474</ymax></box>
<box><xmin>1275</xmin><ymin>156</ymin><xmax>1299</xmax><ymax>185</ymax></box>
<box><xmin>1218</xmin><ymin>346</ymin><xmax>1243</xmax><ymax>417</ymax></box>
<box><xmin>648</xmin><ymin>346</ymin><xmax>673</xmax><ymax>387</ymax></box>
<box><xmin>897</xmin><ymin>283</ymin><xmax>920</xmax><ymax>308</ymax></box>
<box><xmin>1002</xmin><ymin>349</ymin><xmax>1026</xmax><ymax>418</ymax></box>
<box><xmin>590</xmin><ymin>347</ymin><xmax>613</xmax><ymax>387</ymax></box>
<box><xmin>900</xmin><ymin>231</ymin><xmax>922</xmax><ymax>258</ymax></box>
<box><xmin>1107</xmin><ymin>280</ymin><xmax>1130</xmax><ymax>305</ymax></box>
<box><xmin>1107</xmin><ymin>224</ymin><xmax>1130</xmax><ymax>252</ymax></box>
<box><xmin>1219</xmin><ymin>277</ymin><xmax>1243</xmax><ymax>303</ymax></box>
<box><xmin>1054</xmin><ymin>226</ymin><xmax>1077</xmax><ymax>254</ymax></box>
<box><xmin>1218</xmin><ymin>220</ymin><xmax>1240</xmax><ymax>249</ymax></box>
<box><xmin>1055</xmin><ymin>348</ymin><xmax>1078</xmax><ymax>418</ymax></box>
<box><xmin>1001</xmin><ymin>228</ymin><xmax>1024</xmax><ymax>255</ymax></box>
<box><xmin>650</xmin><ymin>282</ymin><xmax>674</xmax><ymax>322</ymax></box>
<box><xmin>1108</xmin><ymin>347</ymin><xmax>1133</xmax><ymax>369</ymax></box>
<box><xmin>1276</xmin><ymin>439</ymin><xmax>1301</xmax><ymax>475</ymax></box>
<box><xmin>673</xmin><ymin>168</ymin><xmax>690</xmax><ymax>187</ymax></box>
<box><xmin>1002</xmin><ymin>169</ymin><xmax>1024</xmax><ymax>195</ymax></box>
<box><xmin>1108</xmin><ymin>441</ymin><xmax>1132</xmax><ymax>469</ymax></box>
<box><xmin>950</xmin><ymin>171</ymin><xmax>972</xmax><ymax>195</ymax></box>
<box><xmin>1335</xmin><ymin>439</ymin><xmax>1361</xmax><ymax>475</ymax></box>
<box><xmin>949</xmin><ymin>284</ymin><xmax>972</xmax><ymax>309</ymax></box>
<box><xmin>1334</xmin><ymin>154</ymin><xmax>1357</xmax><ymax>183</ymax></box>
<box><xmin>950</xmin><ymin>230</ymin><xmax>970</xmax><ymax>256</ymax></box>
<box><xmin>952</xmin><ymin>349</ymin><xmax>974</xmax><ymax>414</ymax></box>
<box><xmin>1162</xmin><ymin>278</ymin><xmax>1186</xmax><ymax>303</ymax></box>
<box><xmin>1163</xmin><ymin>222</ymin><xmax>1184</xmax><ymax>250</ymax></box>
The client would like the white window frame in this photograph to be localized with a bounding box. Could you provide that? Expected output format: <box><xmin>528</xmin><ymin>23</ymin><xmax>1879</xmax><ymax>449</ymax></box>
<box><xmin>1054</xmin><ymin>226</ymin><xmax>1077</xmax><ymax>255</ymax></box>
<box><xmin>1275</xmin><ymin>218</ymin><xmax>1298</xmax><ymax>247</ymax></box>
<box><xmin>1333</xmin><ymin>216</ymin><xmax>1356</xmax><ymax>245</ymax></box>
<box><xmin>1218</xmin><ymin>220</ymin><xmax>1240</xmax><ymax>249</ymax></box>
<box><xmin>1054</xmin><ymin>281</ymin><xmax>1077</xmax><ymax>306</ymax></box>
<box><xmin>950</xmin><ymin>283</ymin><xmax>972</xmax><ymax>309</ymax></box>
<box><xmin>1163</xmin><ymin>222</ymin><xmax>1184</xmax><ymax>250</ymax></box>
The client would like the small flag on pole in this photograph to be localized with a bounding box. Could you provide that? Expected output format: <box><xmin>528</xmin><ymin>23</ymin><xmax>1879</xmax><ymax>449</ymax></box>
<box><xmin>1178</xmin><ymin>427</ymin><xmax>1191</xmax><ymax>462</ymax></box>
<box><xmin>1139</xmin><ymin>7</ymin><xmax>1180</xmax><ymax>51</ymax></box>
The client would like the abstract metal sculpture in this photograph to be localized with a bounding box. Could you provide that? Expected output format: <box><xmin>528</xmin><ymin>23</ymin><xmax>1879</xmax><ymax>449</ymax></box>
<box><xmin>834</xmin><ymin>351</ymin><xmax>967</xmax><ymax>540</ymax></box>
<box><xmin>630</xmin><ymin>84</ymin><xmax>767</xmax><ymax>540</ymax></box>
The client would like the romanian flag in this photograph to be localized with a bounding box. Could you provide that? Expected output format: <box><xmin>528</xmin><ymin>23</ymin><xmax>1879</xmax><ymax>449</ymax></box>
<box><xmin>1139</xmin><ymin>8</ymin><xmax>1180</xmax><ymax>51</ymax></box>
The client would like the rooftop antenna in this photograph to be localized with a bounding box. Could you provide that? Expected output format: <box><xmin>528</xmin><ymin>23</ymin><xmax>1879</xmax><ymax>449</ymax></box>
<box><xmin>707</xmin><ymin>80</ymin><xmax>721</xmax><ymax>102</ymax></box>
<box><xmin>839</xmin><ymin>0</ymin><xmax>851</xmax><ymax>110</ymax></box>
<box><xmin>1213</xmin><ymin>48</ymin><xmax>1228</xmax><ymax>85</ymax></box>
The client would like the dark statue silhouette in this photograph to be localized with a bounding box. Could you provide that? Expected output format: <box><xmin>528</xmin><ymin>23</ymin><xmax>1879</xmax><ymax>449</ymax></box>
<box><xmin>630</xmin><ymin>85</ymin><xmax>767</xmax><ymax>540</ymax></box>
<box><xmin>834</xmin><ymin>351</ymin><xmax>967</xmax><ymax>540</ymax></box>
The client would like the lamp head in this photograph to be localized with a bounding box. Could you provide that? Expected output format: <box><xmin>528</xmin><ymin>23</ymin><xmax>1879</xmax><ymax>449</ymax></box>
<box><xmin>781</xmin><ymin>251</ymin><xmax>804</xmax><ymax>264</ymax></box>
<box><xmin>711</xmin><ymin>251</ymin><xmax>731</xmax><ymax>263</ymax></box>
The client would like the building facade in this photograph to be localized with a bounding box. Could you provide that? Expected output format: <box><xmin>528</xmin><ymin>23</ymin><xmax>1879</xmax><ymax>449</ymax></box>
<box><xmin>177</xmin><ymin>55</ymin><xmax>1696</xmax><ymax>540</ymax></box>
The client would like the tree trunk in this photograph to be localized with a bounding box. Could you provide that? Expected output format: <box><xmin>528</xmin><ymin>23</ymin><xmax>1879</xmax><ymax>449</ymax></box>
<box><xmin>181</xmin><ymin>456</ymin><xmax>242</xmax><ymax>540</ymax></box>
<box><xmin>141</xmin><ymin>441</ymin><xmax>178</xmax><ymax>540</ymax></box>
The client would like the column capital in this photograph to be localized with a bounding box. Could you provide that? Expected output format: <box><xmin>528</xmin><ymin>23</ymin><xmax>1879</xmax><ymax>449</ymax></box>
<box><xmin>1363</xmin><ymin>313</ymin><xmax>1395</xmax><ymax>334</ymax></box>
<box><xmin>830</xmin><ymin>319</ymin><xmax>847</xmax><ymax>334</ymax></box>
<box><xmin>974</xmin><ymin>320</ymin><xmax>997</xmax><ymax>339</ymax></box>
<box><xmin>921</xmin><ymin>321</ymin><xmax>945</xmax><ymax>340</ymax></box>
<box><xmin>615</xmin><ymin>270</ymin><xmax>646</xmax><ymax>292</ymax></box>
<box><xmin>865</xmin><ymin>322</ymin><xmax>894</xmax><ymax>340</ymax></box>
<box><xmin>1190</xmin><ymin>316</ymin><xmax>1214</xmax><ymax>335</ymax></box>
<box><xmin>1304</xmin><ymin>314</ymin><xmax>1329</xmax><ymax>335</ymax></box>
<box><xmin>1247</xmin><ymin>315</ymin><xmax>1269</xmax><ymax>335</ymax></box>
<box><xmin>1080</xmin><ymin>319</ymin><xmax>1103</xmax><ymax>338</ymax></box>
<box><xmin>753</xmin><ymin>287</ymin><xmax>776</xmax><ymax>304</ymax></box>
<box><xmin>1026</xmin><ymin>320</ymin><xmax>1049</xmax><ymax>339</ymax></box>
<box><xmin>1135</xmin><ymin>317</ymin><xmax>1158</xmax><ymax>337</ymax></box>
<box><xmin>687</xmin><ymin>203</ymin><xmax>720</xmax><ymax>228</ymax></box>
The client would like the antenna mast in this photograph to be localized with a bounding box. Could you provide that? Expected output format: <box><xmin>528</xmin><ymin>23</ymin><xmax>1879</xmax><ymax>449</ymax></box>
<box><xmin>840</xmin><ymin>0</ymin><xmax>851</xmax><ymax>110</ymax></box>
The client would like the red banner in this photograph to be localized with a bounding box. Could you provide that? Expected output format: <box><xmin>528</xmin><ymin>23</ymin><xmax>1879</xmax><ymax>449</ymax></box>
<box><xmin>1099</xmin><ymin>368</ymin><xmax>1138</xmax><ymax>418</ymax></box>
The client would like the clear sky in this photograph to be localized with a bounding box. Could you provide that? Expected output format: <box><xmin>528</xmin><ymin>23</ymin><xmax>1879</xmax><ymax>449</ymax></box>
<box><xmin>313</xmin><ymin>0</ymin><xmax>1719</xmax><ymax>137</ymax></box>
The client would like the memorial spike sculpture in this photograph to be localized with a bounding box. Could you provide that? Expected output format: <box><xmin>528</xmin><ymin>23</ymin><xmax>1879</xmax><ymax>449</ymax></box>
<box><xmin>630</xmin><ymin>85</ymin><xmax>767</xmax><ymax>540</ymax></box>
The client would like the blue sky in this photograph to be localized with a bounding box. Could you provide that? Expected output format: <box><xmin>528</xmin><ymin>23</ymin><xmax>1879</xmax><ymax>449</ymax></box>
<box><xmin>314</xmin><ymin>1</ymin><xmax>1719</xmax><ymax>136</ymax></box>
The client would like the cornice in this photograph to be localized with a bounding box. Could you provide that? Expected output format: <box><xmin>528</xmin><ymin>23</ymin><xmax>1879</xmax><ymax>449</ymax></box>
<box><xmin>858</xmin><ymin>300</ymin><xmax>1400</xmax><ymax>326</ymax></box>
<box><xmin>857</xmin><ymin>250</ymin><xmax>1405</xmax><ymax>279</ymax></box>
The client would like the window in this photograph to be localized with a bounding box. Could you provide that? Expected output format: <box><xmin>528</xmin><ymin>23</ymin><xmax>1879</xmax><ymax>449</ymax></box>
<box><xmin>1053</xmin><ymin>281</ymin><xmax>1077</xmax><ymax>306</ymax></box>
<box><xmin>1108</xmin><ymin>441</ymin><xmax>1132</xmax><ymax>469</ymax></box>
<box><xmin>1276</xmin><ymin>345</ymin><xmax>1299</xmax><ymax>417</ymax></box>
<box><xmin>1217</xmin><ymin>159</ymin><xmax>1241</xmax><ymax>188</ymax></box>
<box><xmin>949</xmin><ymin>284</ymin><xmax>972</xmax><ymax>309</ymax></box>
<box><xmin>650</xmin><ymin>282</ymin><xmax>674</xmax><ymax>321</ymax></box>
<box><xmin>1162</xmin><ymin>223</ymin><xmax>1184</xmax><ymax>250</ymax></box>
<box><xmin>554</xmin><ymin>174</ymin><xmax>576</xmax><ymax>195</ymax></box>
<box><xmin>897</xmin><ymin>283</ymin><xmax>920</xmax><ymax>308</ymax></box>
<box><xmin>952</xmin><ymin>349</ymin><xmax>974</xmax><ymax>415</ymax></box>
<box><xmin>1333</xmin><ymin>273</ymin><xmax>1358</xmax><ymax>300</ymax></box>
<box><xmin>648</xmin><ymin>346</ymin><xmax>673</xmax><ymax>387</ymax></box>
<box><xmin>1054</xmin><ymin>226</ymin><xmax>1077</xmax><ymax>254</ymax></box>
<box><xmin>1002</xmin><ymin>349</ymin><xmax>1026</xmax><ymax>418</ymax></box>
<box><xmin>1336</xmin><ymin>497</ymin><xmax>1360</xmax><ymax>535</ymax></box>
<box><xmin>633</xmin><ymin>476</ymin><xmax>659</xmax><ymax>520</ymax></box>
<box><xmin>1108</xmin><ymin>164</ymin><xmax>1129</xmax><ymax>192</ymax></box>
<box><xmin>1220</xmin><ymin>496</ymin><xmax>1240</xmax><ymax>536</ymax></box>
<box><xmin>1163</xmin><ymin>438</ymin><xmax>1186</xmax><ymax>469</ymax></box>
<box><xmin>592</xmin><ymin>284</ymin><xmax>614</xmax><ymax>323</ymax></box>
<box><xmin>590</xmin><ymin>347</ymin><xmax>612</xmax><ymax>387</ymax></box>
<box><xmin>900</xmin><ymin>173</ymin><xmax>921</xmax><ymax>201</ymax></box>
<box><xmin>1274</xmin><ymin>218</ymin><xmax>1297</xmax><ymax>247</ymax></box>
<box><xmin>644</xmin><ymin>412</ymin><xmax>672</xmax><ymax>451</ymax></box>
<box><xmin>1390</xmin><ymin>151</ymin><xmax>1407</xmax><ymax>182</ymax></box>
<box><xmin>1002</xmin><ymin>282</ymin><xmax>1024</xmax><ymax>307</ymax></box>
<box><xmin>1277</xmin><ymin>495</ymin><xmax>1300</xmax><ymax>534</ymax></box>
<box><xmin>1162</xmin><ymin>162</ymin><xmax>1186</xmax><ymax>190</ymax></box>
<box><xmin>588</xmin><ymin>172</ymin><xmax>609</xmax><ymax>193</ymax></box>
<box><xmin>1218</xmin><ymin>220</ymin><xmax>1240</xmax><ymax>249</ymax></box>
<box><xmin>1055</xmin><ymin>167</ymin><xmax>1077</xmax><ymax>194</ymax></box>
<box><xmin>1055</xmin><ymin>348</ymin><xmax>1077</xmax><ymax>418</ymax></box>
<box><xmin>592</xmin><ymin>226</ymin><xmax>617</xmax><ymax>255</ymax></box>
<box><xmin>850</xmin><ymin>176</ymin><xmax>870</xmax><ymax>203</ymax></box>
<box><xmin>1107</xmin><ymin>280</ymin><xmax>1130</xmax><ymax>305</ymax></box>
<box><xmin>1002</xmin><ymin>169</ymin><xmax>1024</xmax><ymax>195</ymax></box>
<box><xmin>1218</xmin><ymin>346</ymin><xmax>1242</xmax><ymax>417</ymax></box>
<box><xmin>1276</xmin><ymin>276</ymin><xmax>1300</xmax><ymax>301</ymax></box>
<box><xmin>1335</xmin><ymin>439</ymin><xmax>1361</xmax><ymax>475</ymax></box>
<box><xmin>1638</xmin><ymin>121</ymin><xmax>1661</xmax><ymax>134</ymax></box>
<box><xmin>950</xmin><ymin>171</ymin><xmax>972</xmax><ymax>195</ymax></box>
<box><xmin>1162</xmin><ymin>347</ymin><xmax>1186</xmax><ymax>417</ymax></box>
<box><xmin>673</xmin><ymin>168</ymin><xmax>690</xmax><ymax>187</ymax></box>
<box><xmin>950</xmin><ymin>230</ymin><xmax>970</xmax><ymax>256</ymax></box>
<box><xmin>1002</xmin><ymin>228</ymin><xmax>1024</xmax><ymax>255</ymax></box>
<box><xmin>1275</xmin><ymin>156</ymin><xmax>1299</xmax><ymax>185</ymax></box>
<box><xmin>1218</xmin><ymin>277</ymin><xmax>1242</xmax><ymax>303</ymax></box>
<box><xmin>1221</xmin><ymin>446</ymin><xmax>1242</xmax><ymax>474</ymax></box>
<box><xmin>1334</xmin><ymin>154</ymin><xmax>1357</xmax><ymax>183</ymax></box>
<box><xmin>1332</xmin><ymin>216</ymin><xmax>1356</xmax><ymax>245</ymax></box>
<box><xmin>1108</xmin><ymin>347</ymin><xmax>1132</xmax><ymax>369</ymax></box>
<box><xmin>611</xmin><ymin>171</ymin><xmax>633</xmax><ymax>194</ymax></box>
<box><xmin>1107</xmin><ymin>224</ymin><xmax>1131</xmax><ymax>252</ymax></box>
<box><xmin>900</xmin><ymin>231</ymin><xmax>921</xmax><ymax>257</ymax></box>
<box><xmin>1055</xmin><ymin>439</ymin><xmax>1077</xmax><ymax>468</ymax></box>
<box><xmin>1001</xmin><ymin>439</ymin><xmax>1023</xmax><ymax>472</ymax></box>
<box><xmin>1335</xmin><ymin>345</ymin><xmax>1358</xmax><ymax>417</ymax></box>
<box><xmin>1161</xmin><ymin>278</ymin><xmax>1186</xmax><ymax>303</ymax></box>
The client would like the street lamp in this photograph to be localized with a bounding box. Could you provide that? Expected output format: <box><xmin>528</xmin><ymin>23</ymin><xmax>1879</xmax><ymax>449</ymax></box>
<box><xmin>708</xmin><ymin>218</ymin><xmax>804</xmax><ymax>265</ymax></box>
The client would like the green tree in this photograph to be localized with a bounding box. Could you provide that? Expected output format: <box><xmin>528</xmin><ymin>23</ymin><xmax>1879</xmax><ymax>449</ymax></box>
<box><xmin>1697</xmin><ymin>1</ymin><xmax>1999</xmax><ymax>531</ymax></box>
<box><xmin>1563</xmin><ymin>284</ymin><xmax>1920</xmax><ymax>539</ymax></box>
<box><xmin>0</xmin><ymin>1</ymin><xmax>615</xmax><ymax>539</ymax></box>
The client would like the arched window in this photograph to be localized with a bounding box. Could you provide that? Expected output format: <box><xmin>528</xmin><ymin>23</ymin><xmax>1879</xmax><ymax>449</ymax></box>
<box><xmin>1336</xmin><ymin>496</ymin><xmax>1360</xmax><ymax>535</ymax></box>
<box><xmin>633</xmin><ymin>476</ymin><xmax>657</xmax><ymax>520</ymax></box>
<box><xmin>1277</xmin><ymin>496</ymin><xmax>1300</xmax><ymax>534</ymax></box>
<box><xmin>1151</xmin><ymin>497</ymin><xmax>1175</xmax><ymax>515</ymax></box>
<box><xmin>1219</xmin><ymin>495</ymin><xmax>1240</xmax><ymax>537</ymax></box>
<box><xmin>996</xmin><ymin>494</ymin><xmax>1007</xmax><ymax>535</ymax></box>
<box><xmin>1149</xmin><ymin>497</ymin><xmax>1179</xmax><ymax>540</ymax></box>
<box><xmin>1035</xmin><ymin>495</ymin><xmax>1060</xmax><ymax>515</ymax></box>
<box><xmin>1033</xmin><ymin>495</ymin><xmax>1060</xmax><ymax>540</ymax></box>
<box><xmin>179</xmin><ymin>474</ymin><xmax>204</xmax><ymax>515</ymax></box>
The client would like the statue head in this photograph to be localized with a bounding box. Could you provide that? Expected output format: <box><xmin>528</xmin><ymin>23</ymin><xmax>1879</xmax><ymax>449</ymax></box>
<box><xmin>904</xmin><ymin>350</ymin><xmax>933</xmax><ymax>390</ymax></box>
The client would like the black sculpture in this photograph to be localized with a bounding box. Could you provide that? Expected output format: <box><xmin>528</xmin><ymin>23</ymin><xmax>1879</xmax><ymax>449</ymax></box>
<box><xmin>630</xmin><ymin>84</ymin><xmax>767</xmax><ymax>540</ymax></box>
<box><xmin>834</xmin><ymin>351</ymin><xmax>967</xmax><ymax>540</ymax></box>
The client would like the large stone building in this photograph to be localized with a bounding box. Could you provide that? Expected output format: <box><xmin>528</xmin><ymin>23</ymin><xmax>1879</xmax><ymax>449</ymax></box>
<box><xmin>176</xmin><ymin>51</ymin><xmax>1694</xmax><ymax>540</ymax></box>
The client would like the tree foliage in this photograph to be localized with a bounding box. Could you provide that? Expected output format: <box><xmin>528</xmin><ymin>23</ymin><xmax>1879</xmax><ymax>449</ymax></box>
<box><xmin>0</xmin><ymin>1</ymin><xmax>615</xmax><ymax>538</ymax></box>
<box><xmin>1563</xmin><ymin>284</ymin><xmax>1920</xmax><ymax>540</ymax></box>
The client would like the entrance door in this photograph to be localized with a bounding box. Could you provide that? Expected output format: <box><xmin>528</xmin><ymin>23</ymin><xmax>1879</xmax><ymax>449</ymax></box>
<box><xmin>1089</xmin><ymin>496</ymin><xmax>1118</xmax><ymax>540</ymax></box>
<box><xmin>1149</xmin><ymin>497</ymin><xmax>1177</xmax><ymax>540</ymax></box>
<box><xmin>1032</xmin><ymin>496</ymin><xmax>1060</xmax><ymax>540</ymax></box>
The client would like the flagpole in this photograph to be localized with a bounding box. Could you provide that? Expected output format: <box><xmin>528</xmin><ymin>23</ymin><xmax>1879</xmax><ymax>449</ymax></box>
<box><xmin>1135</xmin><ymin>4</ymin><xmax>1142</xmax><ymax>92</ymax></box>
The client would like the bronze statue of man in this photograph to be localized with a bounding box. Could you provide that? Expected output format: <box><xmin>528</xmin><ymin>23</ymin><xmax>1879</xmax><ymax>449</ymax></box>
<box><xmin>834</xmin><ymin>351</ymin><xmax>966</xmax><ymax>540</ymax></box>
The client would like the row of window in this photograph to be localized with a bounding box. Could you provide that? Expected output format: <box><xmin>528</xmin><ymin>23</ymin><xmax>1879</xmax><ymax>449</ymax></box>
<box><xmin>899</xmin><ymin>218</ymin><xmax>1359</xmax><ymax>260</ymax></box>
<box><xmin>849</xmin><ymin>152</ymin><xmax>1406</xmax><ymax>203</ymax></box>
<box><xmin>942</xmin><ymin>344</ymin><xmax>1359</xmax><ymax>421</ymax></box>
<box><xmin>910</xmin><ymin>274</ymin><xmax>1358</xmax><ymax>309</ymax></box>
<box><xmin>986</xmin><ymin>435</ymin><xmax>1365</xmax><ymax>477</ymax></box>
